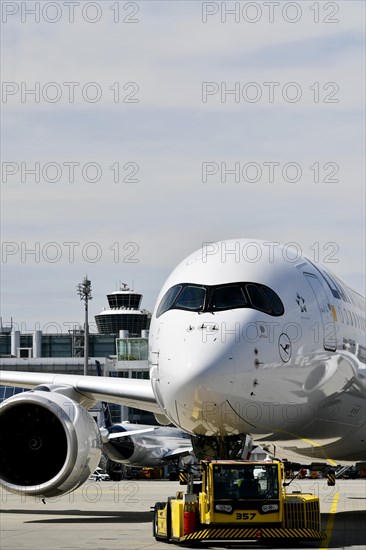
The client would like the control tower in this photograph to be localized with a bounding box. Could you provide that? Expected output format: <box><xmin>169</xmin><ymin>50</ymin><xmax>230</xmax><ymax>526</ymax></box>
<box><xmin>95</xmin><ymin>283</ymin><xmax>150</xmax><ymax>335</ymax></box>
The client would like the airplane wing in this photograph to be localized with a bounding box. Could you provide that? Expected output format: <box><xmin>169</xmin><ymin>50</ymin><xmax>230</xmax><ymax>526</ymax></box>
<box><xmin>163</xmin><ymin>446</ymin><xmax>193</xmax><ymax>459</ymax></box>
<box><xmin>100</xmin><ymin>426</ymin><xmax>158</xmax><ymax>443</ymax></box>
<box><xmin>0</xmin><ymin>370</ymin><xmax>160</xmax><ymax>414</ymax></box>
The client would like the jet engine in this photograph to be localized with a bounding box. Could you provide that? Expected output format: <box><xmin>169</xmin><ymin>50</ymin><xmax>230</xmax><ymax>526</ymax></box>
<box><xmin>0</xmin><ymin>388</ymin><xmax>102</xmax><ymax>498</ymax></box>
<box><xmin>102</xmin><ymin>425</ymin><xmax>144</xmax><ymax>465</ymax></box>
<box><xmin>101</xmin><ymin>424</ymin><xmax>191</xmax><ymax>467</ymax></box>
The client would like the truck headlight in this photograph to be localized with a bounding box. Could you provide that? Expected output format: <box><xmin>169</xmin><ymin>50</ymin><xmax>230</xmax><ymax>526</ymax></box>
<box><xmin>262</xmin><ymin>504</ymin><xmax>279</xmax><ymax>513</ymax></box>
<box><xmin>215</xmin><ymin>504</ymin><xmax>233</xmax><ymax>513</ymax></box>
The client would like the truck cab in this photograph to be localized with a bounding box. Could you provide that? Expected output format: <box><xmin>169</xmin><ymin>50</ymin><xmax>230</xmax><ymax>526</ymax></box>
<box><xmin>200</xmin><ymin>460</ymin><xmax>283</xmax><ymax>526</ymax></box>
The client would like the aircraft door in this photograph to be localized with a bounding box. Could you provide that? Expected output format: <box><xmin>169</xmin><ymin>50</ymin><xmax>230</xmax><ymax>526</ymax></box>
<box><xmin>305</xmin><ymin>274</ymin><xmax>337</xmax><ymax>352</ymax></box>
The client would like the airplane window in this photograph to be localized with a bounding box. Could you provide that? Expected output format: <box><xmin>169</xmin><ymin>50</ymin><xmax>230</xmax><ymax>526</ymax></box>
<box><xmin>245</xmin><ymin>284</ymin><xmax>272</xmax><ymax>314</ymax></box>
<box><xmin>344</xmin><ymin>309</ymin><xmax>349</xmax><ymax>325</ymax></box>
<box><xmin>156</xmin><ymin>285</ymin><xmax>182</xmax><ymax>317</ymax></box>
<box><xmin>332</xmin><ymin>275</ymin><xmax>349</xmax><ymax>303</ymax></box>
<box><xmin>352</xmin><ymin>312</ymin><xmax>357</xmax><ymax>328</ymax></box>
<box><xmin>174</xmin><ymin>285</ymin><xmax>206</xmax><ymax>311</ymax></box>
<box><xmin>349</xmin><ymin>292</ymin><xmax>357</xmax><ymax>307</ymax></box>
<box><xmin>319</xmin><ymin>268</ymin><xmax>341</xmax><ymax>300</ymax></box>
<box><xmin>210</xmin><ymin>285</ymin><xmax>247</xmax><ymax>311</ymax></box>
<box><xmin>260</xmin><ymin>286</ymin><xmax>284</xmax><ymax>315</ymax></box>
<box><xmin>338</xmin><ymin>307</ymin><xmax>344</xmax><ymax>323</ymax></box>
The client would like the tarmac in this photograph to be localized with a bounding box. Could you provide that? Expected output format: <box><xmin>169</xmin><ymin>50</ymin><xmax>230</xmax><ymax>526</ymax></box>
<box><xmin>0</xmin><ymin>478</ymin><xmax>365</xmax><ymax>550</ymax></box>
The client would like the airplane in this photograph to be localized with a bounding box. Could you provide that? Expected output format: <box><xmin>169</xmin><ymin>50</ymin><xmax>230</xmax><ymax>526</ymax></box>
<box><xmin>100</xmin><ymin>421</ymin><xmax>192</xmax><ymax>468</ymax></box>
<box><xmin>0</xmin><ymin>238</ymin><xmax>365</xmax><ymax>499</ymax></box>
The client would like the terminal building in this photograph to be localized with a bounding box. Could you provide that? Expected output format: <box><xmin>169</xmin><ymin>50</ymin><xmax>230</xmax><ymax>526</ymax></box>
<box><xmin>0</xmin><ymin>284</ymin><xmax>152</xmax><ymax>423</ymax></box>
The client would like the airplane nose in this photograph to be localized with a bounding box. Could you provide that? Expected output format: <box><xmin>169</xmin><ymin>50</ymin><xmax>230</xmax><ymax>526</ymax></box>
<box><xmin>151</xmin><ymin>315</ymin><xmax>251</xmax><ymax>434</ymax></box>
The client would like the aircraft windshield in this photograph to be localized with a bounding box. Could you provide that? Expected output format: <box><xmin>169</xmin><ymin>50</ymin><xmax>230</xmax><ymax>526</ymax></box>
<box><xmin>213</xmin><ymin>463</ymin><xmax>279</xmax><ymax>500</ymax></box>
<box><xmin>156</xmin><ymin>282</ymin><xmax>284</xmax><ymax>317</ymax></box>
<box><xmin>174</xmin><ymin>285</ymin><xmax>206</xmax><ymax>311</ymax></box>
<box><xmin>211</xmin><ymin>285</ymin><xmax>247</xmax><ymax>311</ymax></box>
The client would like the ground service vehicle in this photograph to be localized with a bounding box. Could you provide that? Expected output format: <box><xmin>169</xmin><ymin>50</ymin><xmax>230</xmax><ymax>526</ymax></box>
<box><xmin>153</xmin><ymin>460</ymin><xmax>327</xmax><ymax>544</ymax></box>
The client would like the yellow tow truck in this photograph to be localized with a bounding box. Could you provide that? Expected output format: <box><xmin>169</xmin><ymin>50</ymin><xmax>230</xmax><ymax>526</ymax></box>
<box><xmin>153</xmin><ymin>460</ymin><xmax>327</xmax><ymax>544</ymax></box>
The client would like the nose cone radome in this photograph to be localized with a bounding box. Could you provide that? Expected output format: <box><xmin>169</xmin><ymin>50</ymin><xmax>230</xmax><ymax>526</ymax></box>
<box><xmin>151</xmin><ymin>311</ymin><xmax>255</xmax><ymax>435</ymax></box>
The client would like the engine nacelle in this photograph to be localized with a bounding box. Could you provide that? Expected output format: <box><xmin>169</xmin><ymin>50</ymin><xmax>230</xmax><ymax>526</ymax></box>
<box><xmin>102</xmin><ymin>425</ymin><xmax>136</xmax><ymax>464</ymax></box>
<box><xmin>0</xmin><ymin>389</ymin><xmax>102</xmax><ymax>498</ymax></box>
<box><xmin>102</xmin><ymin>425</ymin><xmax>186</xmax><ymax>467</ymax></box>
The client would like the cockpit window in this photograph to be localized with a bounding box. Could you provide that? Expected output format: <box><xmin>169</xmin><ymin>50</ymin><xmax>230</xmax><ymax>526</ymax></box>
<box><xmin>156</xmin><ymin>285</ymin><xmax>182</xmax><ymax>317</ymax></box>
<box><xmin>211</xmin><ymin>285</ymin><xmax>247</xmax><ymax>311</ymax></box>
<box><xmin>174</xmin><ymin>285</ymin><xmax>206</xmax><ymax>311</ymax></box>
<box><xmin>260</xmin><ymin>285</ymin><xmax>284</xmax><ymax>315</ymax></box>
<box><xmin>156</xmin><ymin>282</ymin><xmax>284</xmax><ymax>317</ymax></box>
<box><xmin>246</xmin><ymin>284</ymin><xmax>272</xmax><ymax>313</ymax></box>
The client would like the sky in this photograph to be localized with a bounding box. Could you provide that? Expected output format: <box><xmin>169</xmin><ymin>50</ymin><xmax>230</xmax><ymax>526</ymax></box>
<box><xmin>1</xmin><ymin>0</ymin><xmax>365</xmax><ymax>333</ymax></box>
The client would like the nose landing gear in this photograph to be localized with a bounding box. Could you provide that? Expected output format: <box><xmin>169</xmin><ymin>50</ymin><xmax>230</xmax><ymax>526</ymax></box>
<box><xmin>191</xmin><ymin>433</ymin><xmax>253</xmax><ymax>460</ymax></box>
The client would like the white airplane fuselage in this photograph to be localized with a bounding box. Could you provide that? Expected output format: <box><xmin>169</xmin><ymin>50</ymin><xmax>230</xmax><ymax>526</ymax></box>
<box><xmin>149</xmin><ymin>239</ymin><xmax>366</xmax><ymax>461</ymax></box>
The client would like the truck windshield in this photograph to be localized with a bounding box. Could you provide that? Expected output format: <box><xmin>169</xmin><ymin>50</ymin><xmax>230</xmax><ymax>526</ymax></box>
<box><xmin>213</xmin><ymin>464</ymin><xmax>279</xmax><ymax>500</ymax></box>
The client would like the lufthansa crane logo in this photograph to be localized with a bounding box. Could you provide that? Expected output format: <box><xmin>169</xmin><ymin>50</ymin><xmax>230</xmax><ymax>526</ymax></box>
<box><xmin>278</xmin><ymin>333</ymin><xmax>292</xmax><ymax>363</ymax></box>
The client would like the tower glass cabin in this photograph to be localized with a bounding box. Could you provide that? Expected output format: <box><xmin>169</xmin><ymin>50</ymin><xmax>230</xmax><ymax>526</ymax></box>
<box><xmin>95</xmin><ymin>284</ymin><xmax>150</xmax><ymax>336</ymax></box>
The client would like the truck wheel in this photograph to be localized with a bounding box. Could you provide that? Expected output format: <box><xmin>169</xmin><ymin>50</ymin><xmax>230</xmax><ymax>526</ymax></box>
<box><xmin>153</xmin><ymin>502</ymin><xmax>170</xmax><ymax>542</ymax></box>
